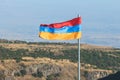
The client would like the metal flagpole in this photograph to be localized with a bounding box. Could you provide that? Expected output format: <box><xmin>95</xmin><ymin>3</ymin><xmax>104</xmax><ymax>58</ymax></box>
<box><xmin>78</xmin><ymin>38</ymin><xmax>81</xmax><ymax>80</ymax></box>
<box><xmin>78</xmin><ymin>14</ymin><xmax>81</xmax><ymax>80</ymax></box>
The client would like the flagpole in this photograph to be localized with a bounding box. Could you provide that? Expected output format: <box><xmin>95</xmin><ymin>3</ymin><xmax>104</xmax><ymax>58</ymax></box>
<box><xmin>78</xmin><ymin>38</ymin><xmax>81</xmax><ymax>80</ymax></box>
<box><xmin>78</xmin><ymin>14</ymin><xmax>81</xmax><ymax>80</ymax></box>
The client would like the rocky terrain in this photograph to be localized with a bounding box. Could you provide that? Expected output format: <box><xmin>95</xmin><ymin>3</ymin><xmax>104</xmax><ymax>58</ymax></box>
<box><xmin>0</xmin><ymin>58</ymin><xmax>113</xmax><ymax>80</ymax></box>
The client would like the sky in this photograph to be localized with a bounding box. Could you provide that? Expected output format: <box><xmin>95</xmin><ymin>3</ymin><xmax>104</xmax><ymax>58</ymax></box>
<box><xmin>0</xmin><ymin>0</ymin><xmax>120</xmax><ymax>47</ymax></box>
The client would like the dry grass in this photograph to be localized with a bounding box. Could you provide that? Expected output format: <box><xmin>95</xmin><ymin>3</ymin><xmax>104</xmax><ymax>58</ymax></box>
<box><xmin>0</xmin><ymin>65</ymin><xmax>5</xmax><ymax>70</ymax></box>
<box><xmin>20</xmin><ymin>57</ymin><xmax>77</xmax><ymax>67</ymax></box>
<box><xmin>0</xmin><ymin>43</ymin><xmax>77</xmax><ymax>55</ymax></box>
<box><xmin>107</xmin><ymin>53</ymin><xmax>119</xmax><ymax>58</ymax></box>
<box><xmin>15</xmin><ymin>75</ymin><xmax>46</xmax><ymax>80</ymax></box>
<box><xmin>0</xmin><ymin>43</ymin><xmax>114</xmax><ymax>51</ymax></box>
<box><xmin>81</xmin><ymin>44</ymin><xmax>113</xmax><ymax>50</ymax></box>
<box><xmin>2</xmin><ymin>59</ymin><xmax>18</xmax><ymax>70</ymax></box>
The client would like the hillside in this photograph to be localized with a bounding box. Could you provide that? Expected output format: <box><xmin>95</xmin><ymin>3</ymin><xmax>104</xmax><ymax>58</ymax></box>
<box><xmin>0</xmin><ymin>40</ymin><xmax>120</xmax><ymax>80</ymax></box>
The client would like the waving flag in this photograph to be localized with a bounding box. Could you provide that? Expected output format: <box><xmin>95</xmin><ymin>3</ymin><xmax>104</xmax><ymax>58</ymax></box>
<box><xmin>39</xmin><ymin>17</ymin><xmax>82</xmax><ymax>40</ymax></box>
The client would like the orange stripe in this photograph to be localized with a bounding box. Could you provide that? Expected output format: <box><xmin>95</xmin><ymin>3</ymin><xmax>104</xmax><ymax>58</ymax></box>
<box><xmin>39</xmin><ymin>32</ymin><xmax>82</xmax><ymax>40</ymax></box>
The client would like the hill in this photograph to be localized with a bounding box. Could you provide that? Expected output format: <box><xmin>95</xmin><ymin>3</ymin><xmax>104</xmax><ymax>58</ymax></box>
<box><xmin>0</xmin><ymin>40</ymin><xmax>120</xmax><ymax>80</ymax></box>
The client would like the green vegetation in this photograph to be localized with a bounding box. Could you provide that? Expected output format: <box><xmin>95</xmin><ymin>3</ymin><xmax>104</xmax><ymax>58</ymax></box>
<box><xmin>0</xmin><ymin>43</ymin><xmax>120</xmax><ymax>71</ymax></box>
<box><xmin>20</xmin><ymin>69</ymin><xmax>27</xmax><ymax>76</ymax></box>
<box><xmin>47</xmin><ymin>73</ymin><xmax>60</xmax><ymax>80</ymax></box>
<box><xmin>81</xmin><ymin>49</ymin><xmax>120</xmax><ymax>70</ymax></box>
<box><xmin>62</xmin><ymin>48</ymin><xmax>120</xmax><ymax>70</ymax></box>
<box><xmin>0</xmin><ymin>46</ymin><xmax>28</xmax><ymax>62</ymax></box>
<box><xmin>32</xmin><ymin>71</ymin><xmax>43</xmax><ymax>78</ymax></box>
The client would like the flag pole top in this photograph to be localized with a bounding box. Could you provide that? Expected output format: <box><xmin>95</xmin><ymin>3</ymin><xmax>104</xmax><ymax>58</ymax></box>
<box><xmin>78</xmin><ymin>14</ymin><xmax>80</xmax><ymax>17</ymax></box>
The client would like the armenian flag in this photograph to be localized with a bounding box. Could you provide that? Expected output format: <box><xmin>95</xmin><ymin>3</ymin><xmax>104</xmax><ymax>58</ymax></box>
<box><xmin>39</xmin><ymin>17</ymin><xmax>82</xmax><ymax>40</ymax></box>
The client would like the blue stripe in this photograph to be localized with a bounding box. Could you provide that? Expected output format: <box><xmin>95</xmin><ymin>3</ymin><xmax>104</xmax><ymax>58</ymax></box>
<box><xmin>40</xmin><ymin>25</ymin><xmax>81</xmax><ymax>33</ymax></box>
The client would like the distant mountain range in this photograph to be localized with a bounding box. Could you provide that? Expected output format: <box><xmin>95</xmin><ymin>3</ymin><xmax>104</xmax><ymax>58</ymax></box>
<box><xmin>1</xmin><ymin>27</ymin><xmax>120</xmax><ymax>48</ymax></box>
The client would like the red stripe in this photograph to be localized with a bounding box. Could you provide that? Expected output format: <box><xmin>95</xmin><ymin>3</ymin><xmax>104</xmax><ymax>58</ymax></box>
<box><xmin>40</xmin><ymin>17</ymin><xmax>82</xmax><ymax>28</ymax></box>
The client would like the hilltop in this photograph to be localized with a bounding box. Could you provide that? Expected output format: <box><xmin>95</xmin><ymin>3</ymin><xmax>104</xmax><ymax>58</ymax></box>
<box><xmin>0</xmin><ymin>39</ymin><xmax>120</xmax><ymax>80</ymax></box>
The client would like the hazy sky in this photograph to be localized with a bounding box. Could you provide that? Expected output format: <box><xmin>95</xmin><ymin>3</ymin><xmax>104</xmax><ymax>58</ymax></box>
<box><xmin>0</xmin><ymin>0</ymin><xmax>120</xmax><ymax>47</ymax></box>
